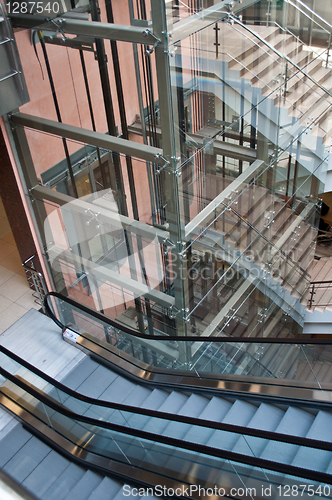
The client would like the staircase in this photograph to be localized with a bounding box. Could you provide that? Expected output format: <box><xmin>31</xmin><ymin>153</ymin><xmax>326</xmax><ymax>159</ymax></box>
<box><xmin>183</xmin><ymin>22</ymin><xmax>331</xmax><ymax>180</ymax></box>
<box><xmin>308</xmin><ymin>257</ymin><xmax>332</xmax><ymax>312</ymax></box>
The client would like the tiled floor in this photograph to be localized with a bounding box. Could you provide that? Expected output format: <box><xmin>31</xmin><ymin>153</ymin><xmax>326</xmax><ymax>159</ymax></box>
<box><xmin>0</xmin><ymin>197</ymin><xmax>40</xmax><ymax>335</ymax></box>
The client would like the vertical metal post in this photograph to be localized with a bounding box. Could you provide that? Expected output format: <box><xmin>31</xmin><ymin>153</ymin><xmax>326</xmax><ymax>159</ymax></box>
<box><xmin>150</xmin><ymin>0</ymin><xmax>187</xmax><ymax>339</ymax></box>
<box><xmin>89</xmin><ymin>0</ymin><xmax>128</xmax><ymax>217</ymax></box>
<box><xmin>214</xmin><ymin>22</ymin><xmax>220</xmax><ymax>59</ymax></box>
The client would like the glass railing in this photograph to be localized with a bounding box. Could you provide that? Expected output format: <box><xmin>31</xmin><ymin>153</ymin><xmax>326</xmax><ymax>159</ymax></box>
<box><xmin>45</xmin><ymin>292</ymin><xmax>332</xmax><ymax>389</ymax></box>
<box><xmin>1</xmin><ymin>343</ymin><xmax>332</xmax><ymax>496</ymax></box>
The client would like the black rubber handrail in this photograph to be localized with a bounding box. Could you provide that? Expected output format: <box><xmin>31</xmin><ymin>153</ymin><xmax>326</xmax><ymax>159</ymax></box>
<box><xmin>45</xmin><ymin>292</ymin><xmax>332</xmax><ymax>343</ymax></box>
<box><xmin>1</xmin><ymin>343</ymin><xmax>332</xmax><ymax>451</ymax></box>
<box><xmin>1</xmin><ymin>363</ymin><xmax>332</xmax><ymax>484</ymax></box>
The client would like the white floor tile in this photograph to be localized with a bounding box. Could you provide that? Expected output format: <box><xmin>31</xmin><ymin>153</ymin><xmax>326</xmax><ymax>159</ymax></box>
<box><xmin>0</xmin><ymin>303</ymin><xmax>29</xmax><ymax>334</ymax></box>
<box><xmin>0</xmin><ymin>264</ymin><xmax>15</xmax><ymax>286</ymax></box>
<box><xmin>0</xmin><ymin>295</ymin><xmax>13</xmax><ymax>314</ymax></box>
<box><xmin>16</xmin><ymin>289</ymin><xmax>41</xmax><ymax>311</ymax></box>
<box><xmin>0</xmin><ymin>274</ymin><xmax>29</xmax><ymax>302</ymax></box>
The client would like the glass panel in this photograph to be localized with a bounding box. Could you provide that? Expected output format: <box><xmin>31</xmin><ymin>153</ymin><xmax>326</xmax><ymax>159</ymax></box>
<box><xmin>1</xmin><ymin>368</ymin><xmax>332</xmax><ymax>499</ymax></box>
<box><xmin>45</xmin><ymin>293</ymin><xmax>332</xmax><ymax>389</ymax></box>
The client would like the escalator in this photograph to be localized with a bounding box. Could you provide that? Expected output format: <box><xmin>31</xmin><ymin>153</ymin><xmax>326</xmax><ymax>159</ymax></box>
<box><xmin>0</xmin><ymin>294</ymin><xmax>332</xmax><ymax>499</ymax></box>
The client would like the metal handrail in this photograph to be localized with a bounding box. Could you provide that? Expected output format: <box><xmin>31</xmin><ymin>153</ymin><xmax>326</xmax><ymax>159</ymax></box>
<box><xmin>45</xmin><ymin>291</ymin><xmax>332</xmax><ymax>343</ymax></box>
<box><xmin>285</xmin><ymin>0</ymin><xmax>332</xmax><ymax>34</ymax></box>
<box><xmin>308</xmin><ymin>279</ymin><xmax>332</xmax><ymax>309</ymax></box>
<box><xmin>1</xmin><ymin>362</ymin><xmax>332</xmax><ymax>485</ymax></box>
<box><xmin>228</xmin><ymin>13</ymin><xmax>332</xmax><ymax>100</ymax></box>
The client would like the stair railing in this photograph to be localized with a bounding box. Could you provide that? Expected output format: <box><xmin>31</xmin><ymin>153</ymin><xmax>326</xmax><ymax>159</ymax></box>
<box><xmin>44</xmin><ymin>291</ymin><xmax>332</xmax><ymax>394</ymax></box>
<box><xmin>285</xmin><ymin>0</ymin><xmax>332</xmax><ymax>34</ymax></box>
<box><xmin>227</xmin><ymin>13</ymin><xmax>332</xmax><ymax>100</ymax></box>
<box><xmin>222</xmin><ymin>18</ymin><xmax>332</xmax><ymax>138</ymax></box>
<box><xmin>308</xmin><ymin>280</ymin><xmax>332</xmax><ymax>310</ymax></box>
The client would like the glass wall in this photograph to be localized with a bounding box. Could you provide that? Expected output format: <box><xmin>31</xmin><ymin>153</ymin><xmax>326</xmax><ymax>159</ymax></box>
<box><xmin>3</xmin><ymin>0</ymin><xmax>330</xmax><ymax>338</ymax></box>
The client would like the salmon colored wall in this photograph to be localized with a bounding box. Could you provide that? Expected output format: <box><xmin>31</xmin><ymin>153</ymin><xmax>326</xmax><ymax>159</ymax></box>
<box><xmin>14</xmin><ymin>0</ymin><xmax>142</xmax><ymax>179</ymax></box>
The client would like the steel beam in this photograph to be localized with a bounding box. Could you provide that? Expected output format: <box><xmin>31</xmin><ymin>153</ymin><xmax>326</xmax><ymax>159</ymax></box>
<box><xmin>32</xmin><ymin>185</ymin><xmax>170</xmax><ymax>243</ymax></box>
<box><xmin>171</xmin><ymin>0</ymin><xmax>261</xmax><ymax>43</ymax></box>
<box><xmin>10</xmin><ymin>112</ymin><xmax>165</xmax><ymax>165</ymax></box>
<box><xmin>9</xmin><ymin>14</ymin><xmax>157</xmax><ymax>45</ymax></box>
<box><xmin>185</xmin><ymin>159</ymin><xmax>264</xmax><ymax>240</ymax></box>
<box><xmin>48</xmin><ymin>245</ymin><xmax>175</xmax><ymax>307</ymax></box>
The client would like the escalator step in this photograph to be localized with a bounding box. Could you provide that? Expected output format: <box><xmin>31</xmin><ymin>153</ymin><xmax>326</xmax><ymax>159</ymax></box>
<box><xmin>76</xmin><ymin>365</ymin><xmax>118</xmax><ymax>399</ymax></box>
<box><xmin>43</xmin><ymin>462</ymin><xmax>86</xmax><ymax>500</ymax></box>
<box><xmin>183</xmin><ymin>397</ymin><xmax>232</xmax><ymax>445</ymax></box>
<box><xmin>88</xmin><ymin>476</ymin><xmax>123</xmax><ymax>499</ymax></box>
<box><xmin>206</xmin><ymin>400</ymin><xmax>257</xmax><ymax>451</ymax></box>
<box><xmin>260</xmin><ymin>406</ymin><xmax>314</xmax><ymax>464</ymax></box>
<box><xmin>99</xmin><ymin>375</ymin><xmax>137</xmax><ymax>403</ymax></box>
<box><xmin>56</xmin><ymin>356</ymin><xmax>98</xmax><ymax>391</ymax></box>
<box><xmin>2</xmin><ymin>435</ymin><xmax>51</xmax><ymax>483</ymax></box>
<box><xmin>125</xmin><ymin>388</ymin><xmax>169</xmax><ymax>430</ymax></box>
<box><xmin>0</xmin><ymin>424</ymin><xmax>31</xmax><ymax>467</ymax></box>
<box><xmin>140</xmin><ymin>391</ymin><xmax>188</xmax><ymax>435</ymax></box>
<box><xmin>291</xmin><ymin>411</ymin><xmax>332</xmax><ymax>472</ymax></box>
<box><xmin>63</xmin><ymin>470</ymin><xmax>104</xmax><ymax>500</ymax></box>
<box><xmin>21</xmin><ymin>450</ymin><xmax>71</xmax><ymax>498</ymax></box>
<box><xmin>162</xmin><ymin>394</ymin><xmax>208</xmax><ymax>440</ymax></box>
<box><xmin>232</xmin><ymin>402</ymin><xmax>284</xmax><ymax>457</ymax></box>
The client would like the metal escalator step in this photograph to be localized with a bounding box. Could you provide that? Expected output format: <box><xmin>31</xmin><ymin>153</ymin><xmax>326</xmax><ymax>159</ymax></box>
<box><xmin>76</xmin><ymin>365</ymin><xmax>119</xmax><ymax>399</ymax></box>
<box><xmin>141</xmin><ymin>391</ymin><xmax>188</xmax><ymax>435</ymax></box>
<box><xmin>3</xmin><ymin>435</ymin><xmax>52</xmax><ymax>484</ymax></box>
<box><xmin>206</xmin><ymin>400</ymin><xmax>257</xmax><ymax>451</ymax></box>
<box><xmin>98</xmin><ymin>374</ymin><xmax>137</xmax><ymax>403</ymax></box>
<box><xmin>0</xmin><ymin>425</ymin><xmax>32</xmax><ymax>468</ymax></box>
<box><xmin>60</xmin><ymin>357</ymin><xmax>99</xmax><ymax>391</ymax></box>
<box><xmin>162</xmin><ymin>394</ymin><xmax>209</xmax><ymax>439</ymax></box>
<box><xmin>21</xmin><ymin>449</ymin><xmax>71</xmax><ymax>498</ymax></box>
<box><xmin>122</xmin><ymin>384</ymin><xmax>151</xmax><ymax>407</ymax></box>
<box><xmin>183</xmin><ymin>397</ymin><xmax>232</xmax><ymax>445</ymax></box>
<box><xmin>260</xmin><ymin>407</ymin><xmax>314</xmax><ymax>464</ymax></box>
<box><xmin>122</xmin><ymin>392</ymin><xmax>189</xmax><ymax>466</ymax></box>
<box><xmin>232</xmin><ymin>403</ymin><xmax>284</xmax><ymax>457</ymax></box>
<box><xmin>124</xmin><ymin>388</ymin><xmax>169</xmax><ymax>430</ymax></box>
<box><xmin>63</xmin><ymin>470</ymin><xmax>104</xmax><ymax>500</ymax></box>
<box><xmin>88</xmin><ymin>476</ymin><xmax>123</xmax><ymax>499</ymax></box>
<box><xmin>291</xmin><ymin>411</ymin><xmax>332</xmax><ymax>473</ymax></box>
<box><xmin>43</xmin><ymin>462</ymin><xmax>86</xmax><ymax>500</ymax></box>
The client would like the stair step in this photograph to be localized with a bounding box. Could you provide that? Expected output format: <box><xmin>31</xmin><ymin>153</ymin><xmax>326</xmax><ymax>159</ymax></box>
<box><xmin>43</xmin><ymin>462</ymin><xmax>86</xmax><ymax>500</ymax></box>
<box><xmin>312</xmin><ymin>258</ymin><xmax>332</xmax><ymax>282</ymax></box>
<box><xmin>98</xmin><ymin>374</ymin><xmax>138</xmax><ymax>403</ymax></box>
<box><xmin>0</xmin><ymin>425</ymin><xmax>32</xmax><ymax>468</ymax></box>
<box><xmin>88</xmin><ymin>476</ymin><xmax>123</xmax><ymax>500</ymax></box>
<box><xmin>292</xmin><ymin>411</ymin><xmax>332</xmax><ymax>472</ymax></box>
<box><xmin>60</xmin><ymin>357</ymin><xmax>100</xmax><ymax>391</ymax></box>
<box><xmin>183</xmin><ymin>396</ymin><xmax>232</xmax><ymax>445</ymax></box>
<box><xmin>232</xmin><ymin>402</ymin><xmax>284</xmax><ymax>457</ymax></box>
<box><xmin>2</xmin><ymin>435</ymin><xmax>52</xmax><ymax>484</ymax></box>
<box><xmin>260</xmin><ymin>407</ymin><xmax>314</xmax><ymax>463</ymax></box>
<box><xmin>206</xmin><ymin>400</ymin><xmax>257</xmax><ymax>451</ymax></box>
<box><xmin>63</xmin><ymin>470</ymin><xmax>104</xmax><ymax>500</ymax></box>
<box><xmin>139</xmin><ymin>391</ymin><xmax>188</xmax><ymax>434</ymax></box>
<box><xmin>161</xmin><ymin>394</ymin><xmax>209</xmax><ymax>439</ymax></box>
<box><xmin>21</xmin><ymin>450</ymin><xmax>71</xmax><ymax>498</ymax></box>
<box><xmin>76</xmin><ymin>365</ymin><xmax>119</xmax><ymax>399</ymax></box>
